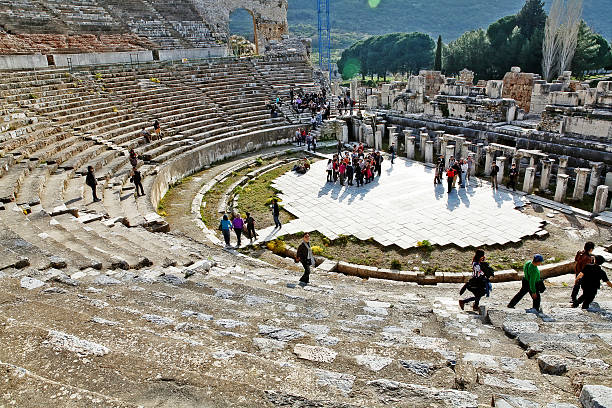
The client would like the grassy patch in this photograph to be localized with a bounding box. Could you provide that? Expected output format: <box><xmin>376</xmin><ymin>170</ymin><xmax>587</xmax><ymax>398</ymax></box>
<box><xmin>276</xmin><ymin>231</ymin><xmax>570</xmax><ymax>273</ymax></box>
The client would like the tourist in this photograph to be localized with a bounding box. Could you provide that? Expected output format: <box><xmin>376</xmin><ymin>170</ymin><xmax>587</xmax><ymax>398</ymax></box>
<box><xmin>571</xmin><ymin>241</ymin><xmax>595</xmax><ymax>303</ymax></box>
<box><xmin>332</xmin><ymin>158</ymin><xmax>339</xmax><ymax>182</ymax></box>
<box><xmin>312</xmin><ymin>136</ymin><xmax>317</xmax><ymax>153</ymax></box>
<box><xmin>507</xmin><ymin>163</ymin><xmax>518</xmax><ymax>191</ymax></box>
<box><xmin>339</xmin><ymin>161</ymin><xmax>346</xmax><ymax>186</ymax></box>
<box><xmin>490</xmin><ymin>162</ymin><xmax>499</xmax><ymax>190</ymax></box>
<box><xmin>346</xmin><ymin>161</ymin><xmax>354</xmax><ymax>186</ymax></box>
<box><xmin>219</xmin><ymin>214</ymin><xmax>233</xmax><ymax>247</ymax></box>
<box><xmin>389</xmin><ymin>143</ymin><xmax>395</xmax><ymax>164</ymax></box>
<box><xmin>306</xmin><ymin>133</ymin><xmax>312</xmax><ymax>151</ymax></box>
<box><xmin>129</xmin><ymin>149</ymin><xmax>138</xmax><ymax>168</ymax></box>
<box><xmin>459</xmin><ymin>249</ymin><xmax>488</xmax><ymax>311</ymax></box>
<box><xmin>572</xmin><ymin>255</ymin><xmax>612</xmax><ymax>309</ymax></box>
<box><xmin>375</xmin><ymin>152</ymin><xmax>383</xmax><ymax>176</ymax></box>
<box><xmin>141</xmin><ymin>127</ymin><xmax>151</xmax><ymax>144</ymax></box>
<box><xmin>85</xmin><ymin>166</ymin><xmax>100</xmax><ymax>203</ymax></box>
<box><xmin>153</xmin><ymin>120</ymin><xmax>161</xmax><ymax>140</ymax></box>
<box><xmin>326</xmin><ymin>159</ymin><xmax>333</xmax><ymax>182</ymax></box>
<box><xmin>232</xmin><ymin>213</ymin><xmax>244</xmax><ymax>247</ymax></box>
<box><xmin>452</xmin><ymin>159</ymin><xmax>461</xmax><ymax>188</ymax></box>
<box><xmin>337</xmin><ymin>140</ymin><xmax>342</xmax><ymax>155</ymax></box>
<box><xmin>460</xmin><ymin>159</ymin><xmax>468</xmax><ymax>187</ymax></box>
<box><xmin>130</xmin><ymin>168</ymin><xmax>145</xmax><ymax>197</ymax></box>
<box><xmin>365</xmin><ymin>162</ymin><xmax>373</xmax><ymax>184</ymax></box>
<box><xmin>356</xmin><ymin>161</ymin><xmax>363</xmax><ymax>187</ymax></box>
<box><xmin>295</xmin><ymin>232</ymin><xmax>316</xmax><ymax>286</ymax></box>
<box><xmin>246</xmin><ymin>212</ymin><xmax>257</xmax><ymax>242</ymax></box>
<box><xmin>446</xmin><ymin>167</ymin><xmax>455</xmax><ymax>193</ymax></box>
<box><xmin>507</xmin><ymin>254</ymin><xmax>545</xmax><ymax>312</ymax></box>
<box><xmin>467</xmin><ymin>156</ymin><xmax>473</xmax><ymax>181</ymax></box>
<box><xmin>434</xmin><ymin>156</ymin><xmax>444</xmax><ymax>185</ymax></box>
<box><xmin>295</xmin><ymin>129</ymin><xmax>301</xmax><ymax>146</ymax></box>
<box><xmin>271</xmin><ymin>198</ymin><xmax>281</xmax><ymax>229</ymax></box>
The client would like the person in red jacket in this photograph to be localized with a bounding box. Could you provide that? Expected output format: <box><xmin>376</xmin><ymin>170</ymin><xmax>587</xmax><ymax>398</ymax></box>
<box><xmin>571</xmin><ymin>241</ymin><xmax>595</xmax><ymax>303</ymax></box>
<box><xmin>446</xmin><ymin>167</ymin><xmax>455</xmax><ymax>194</ymax></box>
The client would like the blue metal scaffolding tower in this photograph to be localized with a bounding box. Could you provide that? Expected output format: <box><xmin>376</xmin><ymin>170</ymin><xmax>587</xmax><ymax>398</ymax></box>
<box><xmin>317</xmin><ymin>0</ymin><xmax>331</xmax><ymax>81</ymax></box>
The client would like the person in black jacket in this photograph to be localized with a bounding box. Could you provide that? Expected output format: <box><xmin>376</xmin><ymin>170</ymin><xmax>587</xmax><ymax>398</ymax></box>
<box><xmin>572</xmin><ymin>255</ymin><xmax>612</xmax><ymax>309</ymax></box>
<box><xmin>507</xmin><ymin>163</ymin><xmax>518</xmax><ymax>191</ymax></box>
<box><xmin>131</xmin><ymin>168</ymin><xmax>145</xmax><ymax>197</ymax></box>
<box><xmin>85</xmin><ymin>166</ymin><xmax>100</xmax><ymax>202</ymax></box>
<box><xmin>295</xmin><ymin>232</ymin><xmax>315</xmax><ymax>286</ymax></box>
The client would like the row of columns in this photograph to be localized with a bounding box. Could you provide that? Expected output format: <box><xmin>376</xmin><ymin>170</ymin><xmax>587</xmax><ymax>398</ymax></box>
<box><xmin>367</xmin><ymin>123</ymin><xmax>608</xmax><ymax>214</ymax></box>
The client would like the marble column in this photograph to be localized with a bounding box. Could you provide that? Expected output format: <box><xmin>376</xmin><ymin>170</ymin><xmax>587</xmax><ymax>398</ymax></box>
<box><xmin>474</xmin><ymin>144</ymin><xmax>484</xmax><ymax>174</ymax></box>
<box><xmin>558</xmin><ymin>156</ymin><xmax>569</xmax><ymax>175</ymax></box>
<box><xmin>425</xmin><ymin>141</ymin><xmax>434</xmax><ymax>163</ymax></box>
<box><xmin>461</xmin><ymin>142</ymin><xmax>471</xmax><ymax>162</ymax></box>
<box><xmin>484</xmin><ymin>147</ymin><xmax>495</xmax><ymax>177</ymax></box>
<box><xmin>365</xmin><ymin>127</ymin><xmax>374</xmax><ymax>147</ymax></box>
<box><xmin>539</xmin><ymin>159</ymin><xmax>554</xmax><ymax>192</ymax></box>
<box><xmin>341</xmin><ymin>125</ymin><xmax>349</xmax><ymax>143</ymax></box>
<box><xmin>587</xmin><ymin>162</ymin><xmax>604</xmax><ymax>195</ymax></box>
<box><xmin>374</xmin><ymin>130</ymin><xmax>382</xmax><ymax>151</ymax></box>
<box><xmin>390</xmin><ymin>131</ymin><xmax>399</xmax><ymax>152</ymax></box>
<box><xmin>405</xmin><ymin>136</ymin><xmax>415</xmax><ymax>159</ymax></box>
<box><xmin>496</xmin><ymin>156</ymin><xmax>506</xmax><ymax>186</ymax></box>
<box><xmin>445</xmin><ymin>145</ymin><xmax>455</xmax><ymax>169</ymax></box>
<box><xmin>455</xmin><ymin>137</ymin><xmax>465</xmax><ymax>159</ymax></box>
<box><xmin>440</xmin><ymin>137</ymin><xmax>448</xmax><ymax>160</ymax></box>
<box><xmin>419</xmin><ymin>132</ymin><xmax>428</xmax><ymax>154</ymax></box>
<box><xmin>593</xmin><ymin>185</ymin><xmax>609</xmax><ymax>214</ymax></box>
<box><xmin>554</xmin><ymin>174</ymin><xmax>569</xmax><ymax>202</ymax></box>
<box><xmin>572</xmin><ymin>168</ymin><xmax>590</xmax><ymax>201</ymax></box>
<box><xmin>523</xmin><ymin>167</ymin><xmax>536</xmax><ymax>194</ymax></box>
<box><xmin>387</xmin><ymin>126</ymin><xmax>397</xmax><ymax>147</ymax></box>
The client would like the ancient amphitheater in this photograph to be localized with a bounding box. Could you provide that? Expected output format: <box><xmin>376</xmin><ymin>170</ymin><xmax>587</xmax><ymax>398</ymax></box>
<box><xmin>1</xmin><ymin>1</ymin><xmax>612</xmax><ymax>407</ymax></box>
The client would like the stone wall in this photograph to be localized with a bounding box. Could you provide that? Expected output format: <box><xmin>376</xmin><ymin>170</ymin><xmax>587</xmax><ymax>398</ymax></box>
<box><xmin>150</xmin><ymin>125</ymin><xmax>299</xmax><ymax>212</ymax></box>
<box><xmin>502</xmin><ymin>67</ymin><xmax>539</xmax><ymax>113</ymax></box>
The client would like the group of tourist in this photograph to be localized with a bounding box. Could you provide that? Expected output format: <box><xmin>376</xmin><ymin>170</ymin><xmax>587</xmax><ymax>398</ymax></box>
<box><xmin>295</xmin><ymin>128</ymin><xmax>317</xmax><ymax>152</ymax></box>
<box><xmin>219</xmin><ymin>212</ymin><xmax>258</xmax><ymax>248</ymax></box>
<box><xmin>434</xmin><ymin>155</ymin><xmax>473</xmax><ymax>193</ymax></box>
<box><xmin>141</xmin><ymin>120</ymin><xmax>162</xmax><ymax>144</ymax></box>
<box><xmin>289</xmin><ymin>88</ymin><xmax>330</xmax><ymax>120</ymax></box>
<box><xmin>458</xmin><ymin>241</ymin><xmax>611</xmax><ymax>313</ymax></box>
<box><xmin>337</xmin><ymin>94</ymin><xmax>356</xmax><ymax>116</ymax></box>
<box><xmin>326</xmin><ymin>143</ymin><xmax>384</xmax><ymax>187</ymax></box>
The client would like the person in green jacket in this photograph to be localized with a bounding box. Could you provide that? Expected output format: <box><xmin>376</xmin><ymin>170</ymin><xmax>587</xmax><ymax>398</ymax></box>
<box><xmin>507</xmin><ymin>254</ymin><xmax>544</xmax><ymax>311</ymax></box>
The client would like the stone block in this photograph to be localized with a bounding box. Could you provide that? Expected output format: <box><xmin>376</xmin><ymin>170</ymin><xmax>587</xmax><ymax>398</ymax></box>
<box><xmin>580</xmin><ymin>385</ymin><xmax>612</xmax><ymax>408</ymax></box>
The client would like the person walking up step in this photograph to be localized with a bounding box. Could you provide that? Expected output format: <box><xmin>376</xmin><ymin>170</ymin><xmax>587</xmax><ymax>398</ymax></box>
<box><xmin>507</xmin><ymin>254</ymin><xmax>544</xmax><ymax>312</ymax></box>
<box><xmin>572</xmin><ymin>255</ymin><xmax>612</xmax><ymax>309</ymax></box>
<box><xmin>295</xmin><ymin>232</ymin><xmax>316</xmax><ymax>287</ymax></box>
<box><xmin>571</xmin><ymin>241</ymin><xmax>595</xmax><ymax>303</ymax></box>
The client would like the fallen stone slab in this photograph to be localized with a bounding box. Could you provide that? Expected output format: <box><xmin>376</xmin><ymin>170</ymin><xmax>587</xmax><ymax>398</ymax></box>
<box><xmin>45</xmin><ymin>330</ymin><xmax>109</xmax><ymax>357</ymax></box>
<box><xmin>258</xmin><ymin>324</ymin><xmax>305</xmax><ymax>342</ymax></box>
<box><xmin>355</xmin><ymin>354</ymin><xmax>392</xmax><ymax>371</ymax></box>
<box><xmin>502</xmin><ymin>320</ymin><xmax>540</xmax><ymax>338</ymax></box>
<box><xmin>293</xmin><ymin>343</ymin><xmax>337</xmax><ymax>363</ymax></box>
<box><xmin>253</xmin><ymin>338</ymin><xmax>286</xmax><ymax>352</ymax></box>
<box><xmin>399</xmin><ymin>360</ymin><xmax>433</xmax><ymax>377</ymax></box>
<box><xmin>20</xmin><ymin>276</ymin><xmax>44</xmax><ymax>290</ymax></box>
<box><xmin>315</xmin><ymin>369</ymin><xmax>355</xmax><ymax>394</ymax></box>
<box><xmin>48</xmin><ymin>256</ymin><xmax>67</xmax><ymax>269</ymax></box>
<box><xmin>580</xmin><ymin>384</ymin><xmax>612</xmax><ymax>408</ymax></box>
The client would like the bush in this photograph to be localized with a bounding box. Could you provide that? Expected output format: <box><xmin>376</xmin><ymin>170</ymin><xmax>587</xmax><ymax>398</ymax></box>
<box><xmin>150</xmin><ymin>77</ymin><xmax>160</xmax><ymax>83</ymax></box>
<box><xmin>255</xmin><ymin>157</ymin><xmax>264</xmax><ymax>166</ymax></box>
<box><xmin>94</xmin><ymin>72</ymin><xmax>103</xmax><ymax>81</ymax></box>
<box><xmin>266</xmin><ymin>239</ymin><xmax>286</xmax><ymax>255</ymax></box>
<box><xmin>417</xmin><ymin>240</ymin><xmax>433</xmax><ymax>251</ymax></box>
<box><xmin>312</xmin><ymin>245</ymin><xmax>324</xmax><ymax>256</ymax></box>
<box><xmin>390</xmin><ymin>259</ymin><xmax>402</xmax><ymax>270</ymax></box>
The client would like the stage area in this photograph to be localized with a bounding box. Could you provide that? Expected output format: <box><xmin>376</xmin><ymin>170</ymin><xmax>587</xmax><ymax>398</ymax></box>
<box><xmin>256</xmin><ymin>156</ymin><xmax>544</xmax><ymax>249</ymax></box>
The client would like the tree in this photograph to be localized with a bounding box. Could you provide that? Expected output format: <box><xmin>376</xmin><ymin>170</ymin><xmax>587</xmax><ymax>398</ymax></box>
<box><xmin>572</xmin><ymin>21</ymin><xmax>611</xmax><ymax>77</ymax></box>
<box><xmin>558</xmin><ymin>0</ymin><xmax>584</xmax><ymax>74</ymax></box>
<box><xmin>516</xmin><ymin>0</ymin><xmax>546</xmax><ymax>38</ymax></box>
<box><xmin>444</xmin><ymin>29</ymin><xmax>493</xmax><ymax>81</ymax></box>
<box><xmin>337</xmin><ymin>32</ymin><xmax>435</xmax><ymax>80</ymax></box>
<box><xmin>434</xmin><ymin>35</ymin><xmax>442</xmax><ymax>71</ymax></box>
<box><xmin>542</xmin><ymin>0</ymin><xmax>563</xmax><ymax>80</ymax></box>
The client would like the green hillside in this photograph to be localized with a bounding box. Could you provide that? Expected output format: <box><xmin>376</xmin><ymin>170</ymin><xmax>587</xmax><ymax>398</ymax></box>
<box><xmin>282</xmin><ymin>0</ymin><xmax>611</xmax><ymax>47</ymax></box>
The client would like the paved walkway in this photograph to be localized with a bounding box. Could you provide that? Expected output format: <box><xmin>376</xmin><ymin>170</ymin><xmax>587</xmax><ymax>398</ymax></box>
<box><xmin>255</xmin><ymin>156</ymin><xmax>544</xmax><ymax>249</ymax></box>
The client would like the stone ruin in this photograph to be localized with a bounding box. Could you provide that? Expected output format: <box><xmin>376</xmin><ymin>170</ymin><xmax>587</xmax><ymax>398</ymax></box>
<box><xmin>359</xmin><ymin>66</ymin><xmax>612</xmax><ymax>220</ymax></box>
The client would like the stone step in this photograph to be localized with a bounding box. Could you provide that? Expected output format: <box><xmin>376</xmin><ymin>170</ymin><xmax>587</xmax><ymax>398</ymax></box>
<box><xmin>0</xmin><ymin>206</ymin><xmax>98</xmax><ymax>270</ymax></box>
<box><xmin>15</xmin><ymin>164</ymin><xmax>51</xmax><ymax>206</ymax></box>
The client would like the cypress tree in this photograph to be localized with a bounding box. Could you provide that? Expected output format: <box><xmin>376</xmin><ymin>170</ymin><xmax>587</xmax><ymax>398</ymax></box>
<box><xmin>434</xmin><ymin>35</ymin><xmax>443</xmax><ymax>71</ymax></box>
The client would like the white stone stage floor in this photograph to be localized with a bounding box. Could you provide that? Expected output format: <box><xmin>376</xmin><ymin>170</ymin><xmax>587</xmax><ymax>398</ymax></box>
<box><xmin>254</xmin><ymin>156</ymin><xmax>544</xmax><ymax>249</ymax></box>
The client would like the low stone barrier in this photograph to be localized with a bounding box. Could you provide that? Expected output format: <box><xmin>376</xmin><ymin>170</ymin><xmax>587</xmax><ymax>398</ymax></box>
<box><xmin>0</xmin><ymin>54</ymin><xmax>48</xmax><ymax>70</ymax></box>
<box><xmin>151</xmin><ymin>125</ymin><xmax>300</xmax><ymax>218</ymax></box>
<box><xmin>52</xmin><ymin>51</ymin><xmax>154</xmax><ymax>67</ymax></box>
